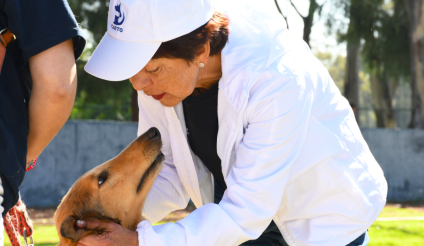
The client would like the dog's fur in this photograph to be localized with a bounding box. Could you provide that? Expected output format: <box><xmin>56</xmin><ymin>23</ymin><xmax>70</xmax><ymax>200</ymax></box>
<box><xmin>54</xmin><ymin>128</ymin><xmax>164</xmax><ymax>246</ymax></box>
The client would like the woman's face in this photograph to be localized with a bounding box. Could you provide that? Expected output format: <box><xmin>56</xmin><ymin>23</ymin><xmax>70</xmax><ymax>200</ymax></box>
<box><xmin>129</xmin><ymin>58</ymin><xmax>200</xmax><ymax>107</ymax></box>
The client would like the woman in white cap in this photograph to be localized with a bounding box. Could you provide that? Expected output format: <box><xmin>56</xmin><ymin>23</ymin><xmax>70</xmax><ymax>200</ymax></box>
<box><xmin>78</xmin><ymin>0</ymin><xmax>387</xmax><ymax>245</ymax></box>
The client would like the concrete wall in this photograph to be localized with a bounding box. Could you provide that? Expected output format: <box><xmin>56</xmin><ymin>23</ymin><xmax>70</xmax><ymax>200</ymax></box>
<box><xmin>361</xmin><ymin>129</ymin><xmax>424</xmax><ymax>202</ymax></box>
<box><xmin>20</xmin><ymin>121</ymin><xmax>424</xmax><ymax>207</ymax></box>
<box><xmin>20</xmin><ymin>121</ymin><xmax>138</xmax><ymax>207</ymax></box>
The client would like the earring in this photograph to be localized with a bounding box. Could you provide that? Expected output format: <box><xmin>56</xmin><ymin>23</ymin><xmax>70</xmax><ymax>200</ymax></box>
<box><xmin>199</xmin><ymin>62</ymin><xmax>205</xmax><ymax>68</ymax></box>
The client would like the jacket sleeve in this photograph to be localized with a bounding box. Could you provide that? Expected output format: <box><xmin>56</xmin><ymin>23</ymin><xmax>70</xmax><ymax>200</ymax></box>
<box><xmin>136</xmin><ymin>68</ymin><xmax>316</xmax><ymax>246</ymax></box>
<box><xmin>137</xmin><ymin>92</ymin><xmax>191</xmax><ymax>223</ymax></box>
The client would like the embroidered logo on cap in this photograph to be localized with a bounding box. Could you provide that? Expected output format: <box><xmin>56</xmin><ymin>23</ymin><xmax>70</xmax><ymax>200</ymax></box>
<box><xmin>111</xmin><ymin>3</ymin><xmax>126</xmax><ymax>32</ymax></box>
<box><xmin>113</xmin><ymin>4</ymin><xmax>125</xmax><ymax>26</ymax></box>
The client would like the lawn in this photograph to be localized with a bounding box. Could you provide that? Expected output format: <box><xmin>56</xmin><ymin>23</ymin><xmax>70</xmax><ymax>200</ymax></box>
<box><xmin>3</xmin><ymin>225</ymin><xmax>59</xmax><ymax>246</ymax></box>
<box><xmin>369</xmin><ymin>221</ymin><xmax>424</xmax><ymax>246</ymax></box>
<box><xmin>3</xmin><ymin>205</ymin><xmax>424</xmax><ymax>245</ymax></box>
<box><xmin>367</xmin><ymin>205</ymin><xmax>424</xmax><ymax>246</ymax></box>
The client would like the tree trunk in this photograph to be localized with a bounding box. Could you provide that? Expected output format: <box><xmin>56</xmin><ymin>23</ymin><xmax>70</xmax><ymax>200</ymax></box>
<box><xmin>405</xmin><ymin>0</ymin><xmax>424</xmax><ymax>128</ymax></box>
<box><xmin>370</xmin><ymin>73</ymin><xmax>397</xmax><ymax>128</ymax></box>
<box><xmin>303</xmin><ymin>0</ymin><xmax>319</xmax><ymax>47</ymax></box>
<box><xmin>303</xmin><ymin>16</ymin><xmax>312</xmax><ymax>47</ymax></box>
<box><xmin>344</xmin><ymin>39</ymin><xmax>360</xmax><ymax>121</ymax></box>
<box><xmin>131</xmin><ymin>88</ymin><xmax>139</xmax><ymax>122</ymax></box>
<box><xmin>290</xmin><ymin>0</ymin><xmax>320</xmax><ymax>48</ymax></box>
<box><xmin>274</xmin><ymin>0</ymin><xmax>289</xmax><ymax>29</ymax></box>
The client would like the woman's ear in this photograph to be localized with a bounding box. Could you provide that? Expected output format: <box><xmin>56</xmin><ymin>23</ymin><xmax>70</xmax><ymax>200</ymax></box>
<box><xmin>197</xmin><ymin>41</ymin><xmax>211</xmax><ymax>66</ymax></box>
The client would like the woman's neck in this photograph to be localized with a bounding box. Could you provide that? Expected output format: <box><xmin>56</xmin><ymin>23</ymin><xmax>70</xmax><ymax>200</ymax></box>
<box><xmin>196</xmin><ymin>53</ymin><xmax>222</xmax><ymax>93</ymax></box>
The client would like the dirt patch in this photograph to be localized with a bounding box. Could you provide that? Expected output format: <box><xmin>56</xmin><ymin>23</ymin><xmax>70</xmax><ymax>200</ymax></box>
<box><xmin>386</xmin><ymin>202</ymin><xmax>424</xmax><ymax>212</ymax></box>
<box><xmin>27</xmin><ymin>207</ymin><xmax>56</xmax><ymax>225</ymax></box>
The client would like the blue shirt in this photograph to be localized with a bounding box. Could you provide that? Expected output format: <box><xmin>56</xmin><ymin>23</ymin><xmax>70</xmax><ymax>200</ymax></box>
<box><xmin>0</xmin><ymin>0</ymin><xmax>85</xmax><ymax>217</ymax></box>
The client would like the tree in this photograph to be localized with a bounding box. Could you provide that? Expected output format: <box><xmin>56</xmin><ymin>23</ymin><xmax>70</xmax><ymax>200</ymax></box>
<box><xmin>361</xmin><ymin>0</ymin><xmax>410</xmax><ymax>127</ymax></box>
<box><xmin>274</xmin><ymin>0</ymin><xmax>289</xmax><ymax>28</ymax></box>
<box><xmin>274</xmin><ymin>0</ymin><xmax>324</xmax><ymax>47</ymax></box>
<box><xmin>344</xmin><ymin>31</ymin><xmax>360</xmax><ymax>120</ymax></box>
<box><xmin>67</xmin><ymin>0</ymin><xmax>135</xmax><ymax>121</ymax></box>
<box><xmin>324</xmin><ymin>0</ymin><xmax>363</xmax><ymax>119</ymax></box>
<box><xmin>404</xmin><ymin>0</ymin><xmax>424</xmax><ymax>128</ymax></box>
<box><xmin>329</xmin><ymin>0</ymin><xmax>410</xmax><ymax>127</ymax></box>
<box><xmin>314</xmin><ymin>51</ymin><xmax>345</xmax><ymax>91</ymax></box>
<box><xmin>289</xmin><ymin>0</ymin><xmax>324</xmax><ymax>47</ymax></box>
<box><xmin>338</xmin><ymin>0</ymin><xmax>381</xmax><ymax>121</ymax></box>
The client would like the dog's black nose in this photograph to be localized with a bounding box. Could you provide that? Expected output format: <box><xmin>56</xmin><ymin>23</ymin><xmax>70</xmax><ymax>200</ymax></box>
<box><xmin>148</xmin><ymin>127</ymin><xmax>161</xmax><ymax>140</ymax></box>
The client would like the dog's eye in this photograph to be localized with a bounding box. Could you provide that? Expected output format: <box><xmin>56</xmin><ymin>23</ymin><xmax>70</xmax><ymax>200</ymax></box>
<box><xmin>98</xmin><ymin>170</ymin><xmax>108</xmax><ymax>187</ymax></box>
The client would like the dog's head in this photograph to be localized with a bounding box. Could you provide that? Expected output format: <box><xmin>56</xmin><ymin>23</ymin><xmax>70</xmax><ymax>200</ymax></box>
<box><xmin>54</xmin><ymin>127</ymin><xmax>164</xmax><ymax>245</ymax></box>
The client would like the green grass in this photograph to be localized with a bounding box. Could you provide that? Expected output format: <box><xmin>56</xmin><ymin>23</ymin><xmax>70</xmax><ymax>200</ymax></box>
<box><xmin>369</xmin><ymin>221</ymin><xmax>424</xmax><ymax>246</ymax></box>
<box><xmin>2</xmin><ymin>222</ymin><xmax>168</xmax><ymax>245</ymax></box>
<box><xmin>3</xmin><ymin>225</ymin><xmax>59</xmax><ymax>246</ymax></box>
<box><xmin>367</xmin><ymin>206</ymin><xmax>424</xmax><ymax>245</ymax></box>
<box><xmin>3</xmin><ymin>206</ymin><xmax>424</xmax><ymax>245</ymax></box>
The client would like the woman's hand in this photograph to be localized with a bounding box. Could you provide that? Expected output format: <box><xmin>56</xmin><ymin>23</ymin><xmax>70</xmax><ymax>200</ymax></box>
<box><xmin>76</xmin><ymin>220</ymin><xmax>138</xmax><ymax>246</ymax></box>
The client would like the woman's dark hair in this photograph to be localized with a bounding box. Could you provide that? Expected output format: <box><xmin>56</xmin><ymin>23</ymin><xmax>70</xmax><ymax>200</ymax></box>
<box><xmin>152</xmin><ymin>11</ymin><xmax>230</xmax><ymax>62</ymax></box>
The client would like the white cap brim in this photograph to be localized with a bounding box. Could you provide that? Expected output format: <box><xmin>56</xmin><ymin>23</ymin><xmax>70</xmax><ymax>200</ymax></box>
<box><xmin>85</xmin><ymin>32</ymin><xmax>161</xmax><ymax>81</ymax></box>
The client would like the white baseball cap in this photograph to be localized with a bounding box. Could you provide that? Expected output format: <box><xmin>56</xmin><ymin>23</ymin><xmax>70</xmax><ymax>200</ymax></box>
<box><xmin>85</xmin><ymin>0</ymin><xmax>213</xmax><ymax>81</ymax></box>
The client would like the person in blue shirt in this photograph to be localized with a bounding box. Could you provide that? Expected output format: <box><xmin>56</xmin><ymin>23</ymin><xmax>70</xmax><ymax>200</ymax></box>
<box><xmin>0</xmin><ymin>0</ymin><xmax>86</xmax><ymax>241</ymax></box>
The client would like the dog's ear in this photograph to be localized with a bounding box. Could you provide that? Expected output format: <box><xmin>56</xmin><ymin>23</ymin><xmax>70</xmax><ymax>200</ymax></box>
<box><xmin>60</xmin><ymin>215</ymin><xmax>94</xmax><ymax>243</ymax></box>
<box><xmin>60</xmin><ymin>216</ymin><xmax>79</xmax><ymax>242</ymax></box>
<box><xmin>60</xmin><ymin>212</ymin><xmax>122</xmax><ymax>243</ymax></box>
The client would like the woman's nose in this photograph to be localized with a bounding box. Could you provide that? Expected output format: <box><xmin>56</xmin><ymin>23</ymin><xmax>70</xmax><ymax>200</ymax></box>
<box><xmin>130</xmin><ymin>74</ymin><xmax>151</xmax><ymax>91</ymax></box>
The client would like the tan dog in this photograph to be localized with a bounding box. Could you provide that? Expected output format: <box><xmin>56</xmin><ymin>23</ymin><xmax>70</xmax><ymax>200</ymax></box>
<box><xmin>54</xmin><ymin>127</ymin><xmax>164</xmax><ymax>246</ymax></box>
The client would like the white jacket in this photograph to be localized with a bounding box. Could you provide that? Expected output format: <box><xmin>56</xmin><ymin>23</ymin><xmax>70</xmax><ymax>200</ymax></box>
<box><xmin>135</xmin><ymin>1</ymin><xmax>388</xmax><ymax>245</ymax></box>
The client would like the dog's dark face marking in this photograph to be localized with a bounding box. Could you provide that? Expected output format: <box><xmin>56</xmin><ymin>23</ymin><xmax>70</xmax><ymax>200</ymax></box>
<box><xmin>54</xmin><ymin>128</ymin><xmax>164</xmax><ymax>246</ymax></box>
<box><xmin>136</xmin><ymin>152</ymin><xmax>164</xmax><ymax>193</ymax></box>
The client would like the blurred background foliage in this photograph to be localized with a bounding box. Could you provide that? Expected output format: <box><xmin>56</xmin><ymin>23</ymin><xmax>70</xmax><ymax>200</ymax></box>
<box><xmin>67</xmin><ymin>0</ymin><xmax>424</xmax><ymax>128</ymax></box>
<box><xmin>68</xmin><ymin>0</ymin><xmax>135</xmax><ymax>121</ymax></box>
